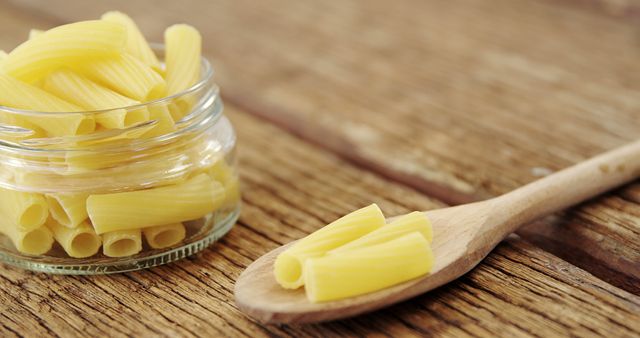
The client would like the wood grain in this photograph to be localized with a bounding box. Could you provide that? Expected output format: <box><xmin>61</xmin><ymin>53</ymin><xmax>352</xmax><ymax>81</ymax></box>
<box><xmin>0</xmin><ymin>1</ymin><xmax>639</xmax><ymax>337</ymax></box>
<box><xmin>520</xmin><ymin>187</ymin><xmax>640</xmax><ymax>294</ymax></box>
<box><xmin>0</xmin><ymin>106</ymin><xmax>638</xmax><ymax>337</ymax></box>
<box><xmin>10</xmin><ymin>0</ymin><xmax>639</xmax><ymax>294</ymax></box>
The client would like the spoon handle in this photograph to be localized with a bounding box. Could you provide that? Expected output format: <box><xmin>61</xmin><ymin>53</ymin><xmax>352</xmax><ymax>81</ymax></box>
<box><xmin>494</xmin><ymin>139</ymin><xmax>640</xmax><ymax>234</ymax></box>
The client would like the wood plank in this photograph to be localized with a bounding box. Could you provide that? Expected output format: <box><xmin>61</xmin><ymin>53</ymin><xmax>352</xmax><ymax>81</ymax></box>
<box><xmin>560</xmin><ymin>0</ymin><xmax>640</xmax><ymax>18</ymax></box>
<box><xmin>11</xmin><ymin>0</ymin><xmax>638</xmax><ymax>293</ymax></box>
<box><xmin>0</xmin><ymin>3</ymin><xmax>638</xmax><ymax>337</ymax></box>
<box><xmin>0</xmin><ymin>104</ymin><xmax>638</xmax><ymax>337</ymax></box>
<box><xmin>520</xmin><ymin>184</ymin><xmax>640</xmax><ymax>294</ymax></box>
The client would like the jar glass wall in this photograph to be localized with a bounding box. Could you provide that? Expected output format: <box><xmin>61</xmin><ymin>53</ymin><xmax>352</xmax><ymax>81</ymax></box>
<box><xmin>0</xmin><ymin>49</ymin><xmax>240</xmax><ymax>274</ymax></box>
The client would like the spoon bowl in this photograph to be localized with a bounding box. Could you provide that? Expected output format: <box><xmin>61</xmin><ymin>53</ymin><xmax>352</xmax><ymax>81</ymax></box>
<box><xmin>235</xmin><ymin>202</ymin><xmax>496</xmax><ymax>323</ymax></box>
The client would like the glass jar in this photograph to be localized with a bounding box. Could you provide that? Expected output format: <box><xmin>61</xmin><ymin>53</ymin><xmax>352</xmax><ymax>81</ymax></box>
<box><xmin>0</xmin><ymin>48</ymin><xmax>240</xmax><ymax>274</ymax></box>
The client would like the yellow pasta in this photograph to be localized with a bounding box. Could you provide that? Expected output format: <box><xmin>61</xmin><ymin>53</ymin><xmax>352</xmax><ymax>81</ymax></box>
<box><xmin>70</xmin><ymin>120</ymin><xmax>156</xmax><ymax>148</ymax></box>
<box><xmin>101</xmin><ymin>11</ymin><xmax>161</xmax><ymax>71</ymax></box>
<box><xmin>63</xmin><ymin>133</ymin><xmax>191</xmax><ymax>172</ymax></box>
<box><xmin>168</xmin><ymin>93</ymin><xmax>197</xmax><ymax>122</ymax></box>
<box><xmin>203</xmin><ymin>160</ymin><xmax>240</xmax><ymax>209</ymax></box>
<box><xmin>274</xmin><ymin>204</ymin><xmax>385</xmax><ymax>289</ymax></box>
<box><xmin>28</xmin><ymin>29</ymin><xmax>44</xmax><ymax>40</ymax></box>
<box><xmin>63</xmin><ymin>141</ymin><xmax>192</xmax><ymax>175</ymax></box>
<box><xmin>304</xmin><ymin>232</ymin><xmax>434</xmax><ymax>302</ymax></box>
<box><xmin>45</xmin><ymin>193</ymin><xmax>89</xmax><ymax>228</ymax></box>
<box><xmin>143</xmin><ymin>223</ymin><xmax>186</xmax><ymax>249</ymax></box>
<box><xmin>47</xmin><ymin>220</ymin><xmax>101</xmax><ymax>258</ymax></box>
<box><xmin>0</xmin><ymin>222</ymin><xmax>53</xmax><ymax>255</ymax></box>
<box><xmin>102</xmin><ymin>229</ymin><xmax>142</xmax><ymax>257</ymax></box>
<box><xmin>0</xmin><ymin>113</ymin><xmax>45</xmax><ymax>141</ymax></box>
<box><xmin>78</xmin><ymin>53</ymin><xmax>166</xmax><ymax>101</ymax></box>
<box><xmin>2</xmin><ymin>20</ymin><xmax>126</xmax><ymax>83</ymax></box>
<box><xmin>63</xmin><ymin>150</ymin><xmax>133</xmax><ymax>172</ymax></box>
<box><xmin>43</xmin><ymin>69</ymin><xmax>148</xmax><ymax>129</ymax></box>
<box><xmin>142</xmin><ymin>104</ymin><xmax>176</xmax><ymax>137</ymax></box>
<box><xmin>165</xmin><ymin>24</ymin><xmax>201</xmax><ymax>121</ymax></box>
<box><xmin>0</xmin><ymin>78</ymin><xmax>41</xmax><ymax>139</ymax></box>
<box><xmin>0</xmin><ymin>73</ymin><xmax>95</xmax><ymax>137</ymax></box>
<box><xmin>165</xmin><ymin>24</ymin><xmax>201</xmax><ymax>95</ymax></box>
<box><xmin>87</xmin><ymin>173</ymin><xmax>224</xmax><ymax>234</ymax></box>
<box><xmin>99</xmin><ymin>108</ymin><xmax>146</xmax><ymax>130</ymax></box>
<box><xmin>0</xmin><ymin>17</ymin><xmax>238</xmax><ymax>261</ymax></box>
<box><xmin>329</xmin><ymin>211</ymin><xmax>432</xmax><ymax>254</ymax></box>
<box><xmin>6</xmin><ymin>113</ymin><xmax>93</xmax><ymax>139</ymax></box>
<box><xmin>208</xmin><ymin>159</ymin><xmax>234</xmax><ymax>183</ymax></box>
<box><xmin>0</xmin><ymin>188</ymin><xmax>49</xmax><ymax>231</ymax></box>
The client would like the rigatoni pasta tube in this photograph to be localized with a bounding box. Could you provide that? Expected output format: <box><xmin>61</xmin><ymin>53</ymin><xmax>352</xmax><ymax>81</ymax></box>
<box><xmin>101</xmin><ymin>11</ymin><xmax>161</xmax><ymax>71</ymax></box>
<box><xmin>78</xmin><ymin>53</ymin><xmax>166</xmax><ymax>101</ymax></box>
<box><xmin>0</xmin><ymin>221</ymin><xmax>53</xmax><ymax>255</ymax></box>
<box><xmin>87</xmin><ymin>173</ymin><xmax>224</xmax><ymax>234</ymax></box>
<box><xmin>142</xmin><ymin>104</ymin><xmax>176</xmax><ymax>138</ymax></box>
<box><xmin>0</xmin><ymin>113</ymin><xmax>46</xmax><ymax>140</ymax></box>
<box><xmin>143</xmin><ymin>223</ymin><xmax>186</xmax><ymax>249</ymax></box>
<box><xmin>204</xmin><ymin>160</ymin><xmax>240</xmax><ymax>210</ymax></box>
<box><xmin>165</xmin><ymin>24</ymin><xmax>201</xmax><ymax>96</ymax></box>
<box><xmin>304</xmin><ymin>232</ymin><xmax>434</xmax><ymax>302</ymax></box>
<box><xmin>1</xmin><ymin>20</ymin><xmax>126</xmax><ymax>83</ymax></box>
<box><xmin>102</xmin><ymin>229</ymin><xmax>142</xmax><ymax>257</ymax></box>
<box><xmin>274</xmin><ymin>204</ymin><xmax>385</xmax><ymax>289</ymax></box>
<box><xmin>329</xmin><ymin>211</ymin><xmax>432</xmax><ymax>254</ymax></box>
<box><xmin>63</xmin><ymin>143</ymin><xmax>188</xmax><ymax>174</ymax></box>
<box><xmin>208</xmin><ymin>160</ymin><xmax>234</xmax><ymax>183</ymax></box>
<box><xmin>43</xmin><ymin>69</ymin><xmax>148</xmax><ymax>129</ymax></box>
<box><xmin>0</xmin><ymin>50</ymin><xmax>7</xmax><ymax>60</ymax></box>
<box><xmin>47</xmin><ymin>220</ymin><xmax>101</xmax><ymax>258</ymax></box>
<box><xmin>0</xmin><ymin>188</ymin><xmax>48</xmax><ymax>231</ymax></box>
<box><xmin>63</xmin><ymin>151</ymin><xmax>130</xmax><ymax>172</ymax></box>
<box><xmin>0</xmin><ymin>73</ymin><xmax>95</xmax><ymax>137</ymax></box>
<box><xmin>165</xmin><ymin>24</ymin><xmax>201</xmax><ymax>120</ymax></box>
<box><xmin>45</xmin><ymin>193</ymin><xmax>89</xmax><ymax>228</ymax></box>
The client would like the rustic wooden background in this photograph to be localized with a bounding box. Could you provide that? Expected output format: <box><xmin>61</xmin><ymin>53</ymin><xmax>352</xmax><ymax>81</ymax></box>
<box><xmin>0</xmin><ymin>0</ymin><xmax>639</xmax><ymax>337</ymax></box>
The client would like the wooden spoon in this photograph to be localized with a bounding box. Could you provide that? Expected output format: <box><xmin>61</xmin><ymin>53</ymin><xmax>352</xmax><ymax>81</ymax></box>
<box><xmin>235</xmin><ymin>139</ymin><xmax>640</xmax><ymax>324</ymax></box>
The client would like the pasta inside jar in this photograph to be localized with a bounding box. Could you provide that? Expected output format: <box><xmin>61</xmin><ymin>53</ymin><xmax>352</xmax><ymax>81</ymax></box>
<box><xmin>0</xmin><ymin>47</ymin><xmax>240</xmax><ymax>274</ymax></box>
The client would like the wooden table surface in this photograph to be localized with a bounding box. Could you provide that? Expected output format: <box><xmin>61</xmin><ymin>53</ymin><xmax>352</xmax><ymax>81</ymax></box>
<box><xmin>1</xmin><ymin>0</ymin><xmax>639</xmax><ymax>337</ymax></box>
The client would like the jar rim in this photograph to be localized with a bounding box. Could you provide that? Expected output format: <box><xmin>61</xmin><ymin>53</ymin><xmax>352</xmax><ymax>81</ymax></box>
<box><xmin>0</xmin><ymin>44</ymin><xmax>215</xmax><ymax>116</ymax></box>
